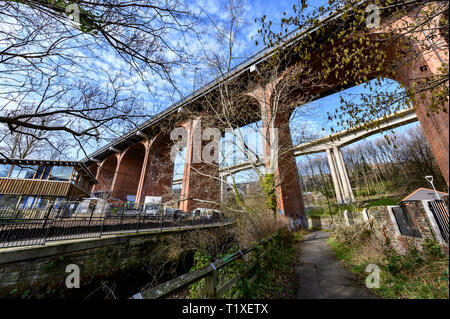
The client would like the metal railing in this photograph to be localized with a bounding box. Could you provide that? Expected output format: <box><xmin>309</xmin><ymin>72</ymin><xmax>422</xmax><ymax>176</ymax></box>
<box><xmin>0</xmin><ymin>203</ymin><xmax>233</xmax><ymax>249</ymax></box>
<box><xmin>428</xmin><ymin>200</ymin><xmax>449</xmax><ymax>243</ymax></box>
<box><xmin>131</xmin><ymin>233</ymin><xmax>278</xmax><ymax>299</ymax></box>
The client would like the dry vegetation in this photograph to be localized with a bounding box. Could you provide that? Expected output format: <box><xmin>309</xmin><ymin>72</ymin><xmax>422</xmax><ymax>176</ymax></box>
<box><xmin>328</xmin><ymin>216</ymin><xmax>449</xmax><ymax>299</ymax></box>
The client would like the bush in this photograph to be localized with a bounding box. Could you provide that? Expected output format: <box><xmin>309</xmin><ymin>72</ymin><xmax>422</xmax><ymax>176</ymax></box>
<box><xmin>187</xmin><ymin>229</ymin><xmax>302</xmax><ymax>298</ymax></box>
<box><xmin>328</xmin><ymin>218</ymin><xmax>449</xmax><ymax>299</ymax></box>
<box><xmin>422</xmin><ymin>239</ymin><xmax>444</xmax><ymax>260</ymax></box>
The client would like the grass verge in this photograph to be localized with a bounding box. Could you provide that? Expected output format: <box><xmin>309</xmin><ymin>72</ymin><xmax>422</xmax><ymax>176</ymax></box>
<box><xmin>246</xmin><ymin>230</ymin><xmax>305</xmax><ymax>298</ymax></box>
<box><xmin>327</xmin><ymin>233</ymin><xmax>449</xmax><ymax>299</ymax></box>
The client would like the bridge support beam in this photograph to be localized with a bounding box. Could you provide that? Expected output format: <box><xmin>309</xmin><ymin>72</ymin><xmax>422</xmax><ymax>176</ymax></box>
<box><xmin>255</xmin><ymin>86</ymin><xmax>305</xmax><ymax>218</ymax></box>
<box><xmin>326</xmin><ymin>147</ymin><xmax>354</xmax><ymax>205</ymax></box>
<box><xmin>135</xmin><ymin>140</ymin><xmax>151</xmax><ymax>204</ymax></box>
<box><xmin>333</xmin><ymin>146</ymin><xmax>354</xmax><ymax>204</ymax></box>
<box><xmin>141</xmin><ymin>135</ymin><xmax>174</xmax><ymax>203</ymax></box>
<box><xmin>387</xmin><ymin>6</ymin><xmax>449</xmax><ymax>186</ymax></box>
<box><xmin>179</xmin><ymin>119</ymin><xmax>220</xmax><ymax>212</ymax></box>
<box><xmin>219</xmin><ymin>172</ymin><xmax>227</xmax><ymax>202</ymax></box>
<box><xmin>326</xmin><ymin>148</ymin><xmax>344</xmax><ymax>204</ymax></box>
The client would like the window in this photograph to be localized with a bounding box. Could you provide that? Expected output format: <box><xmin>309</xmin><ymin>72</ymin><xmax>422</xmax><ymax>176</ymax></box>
<box><xmin>35</xmin><ymin>197</ymin><xmax>42</xmax><ymax>208</ymax></box>
<box><xmin>17</xmin><ymin>196</ymin><xmax>28</xmax><ymax>209</ymax></box>
<box><xmin>0</xmin><ymin>195</ymin><xmax>19</xmax><ymax>209</ymax></box>
<box><xmin>42</xmin><ymin>166</ymin><xmax>52</xmax><ymax>179</ymax></box>
<box><xmin>22</xmin><ymin>196</ymin><xmax>37</xmax><ymax>209</ymax></box>
<box><xmin>37</xmin><ymin>197</ymin><xmax>52</xmax><ymax>209</ymax></box>
<box><xmin>54</xmin><ymin>197</ymin><xmax>63</xmax><ymax>208</ymax></box>
<box><xmin>9</xmin><ymin>165</ymin><xmax>38</xmax><ymax>179</ymax></box>
<box><xmin>70</xmin><ymin>169</ymin><xmax>78</xmax><ymax>183</ymax></box>
<box><xmin>33</xmin><ymin>166</ymin><xmax>45</xmax><ymax>179</ymax></box>
<box><xmin>0</xmin><ymin>164</ymin><xmax>12</xmax><ymax>177</ymax></box>
<box><xmin>48</xmin><ymin>166</ymin><xmax>73</xmax><ymax>181</ymax></box>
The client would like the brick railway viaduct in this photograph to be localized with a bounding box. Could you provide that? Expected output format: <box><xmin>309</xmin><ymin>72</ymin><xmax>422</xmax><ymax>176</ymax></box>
<box><xmin>82</xmin><ymin>2</ymin><xmax>449</xmax><ymax>219</ymax></box>
<box><xmin>171</xmin><ymin>107</ymin><xmax>419</xmax><ymax>205</ymax></box>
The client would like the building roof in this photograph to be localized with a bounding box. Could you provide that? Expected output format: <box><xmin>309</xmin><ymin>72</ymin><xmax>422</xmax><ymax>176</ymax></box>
<box><xmin>400</xmin><ymin>188</ymin><xmax>448</xmax><ymax>203</ymax></box>
<box><xmin>0</xmin><ymin>158</ymin><xmax>98</xmax><ymax>184</ymax></box>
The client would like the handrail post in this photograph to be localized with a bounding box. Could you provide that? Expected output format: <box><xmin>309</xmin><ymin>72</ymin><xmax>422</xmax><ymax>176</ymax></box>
<box><xmin>136</xmin><ymin>207</ymin><xmax>142</xmax><ymax>233</ymax></box>
<box><xmin>120</xmin><ymin>203</ymin><xmax>126</xmax><ymax>231</ymax></box>
<box><xmin>160</xmin><ymin>208</ymin><xmax>164</xmax><ymax>232</ymax></box>
<box><xmin>41</xmin><ymin>204</ymin><xmax>54</xmax><ymax>245</ymax></box>
<box><xmin>99</xmin><ymin>217</ymin><xmax>105</xmax><ymax>238</ymax></box>
<box><xmin>88</xmin><ymin>204</ymin><xmax>95</xmax><ymax>227</ymax></box>
<box><xmin>205</xmin><ymin>263</ymin><xmax>217</xmax><ymax>298</ymax></box>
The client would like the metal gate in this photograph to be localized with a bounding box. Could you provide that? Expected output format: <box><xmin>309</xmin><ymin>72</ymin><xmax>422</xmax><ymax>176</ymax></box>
<box><xmin>391</xmin><ymin>206</ymin><xmax>422</xmax><ymax>238</ymax></box>
<box><xmin>428</xmin><ymin>200</ymin><xmax>449</xmax><ymax>243</ymax></box>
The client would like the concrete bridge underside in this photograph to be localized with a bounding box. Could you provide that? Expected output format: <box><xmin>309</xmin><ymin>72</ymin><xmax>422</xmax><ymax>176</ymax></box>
<box><xmin>173</xmin><ymin>107</ymin><xmax>418</xmax><ymax>204</ymax></box>
<box><xmin>84</xmin><ymin>3</ymin><xmax>448</xmax><ymax>218</ymax></box>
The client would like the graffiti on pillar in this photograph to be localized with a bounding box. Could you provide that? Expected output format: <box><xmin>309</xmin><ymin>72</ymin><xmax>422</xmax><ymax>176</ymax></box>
<box><xmin>299</xmin><ymin>215</ymin><xmax>308</xmax><ymax>230</ymax></box>
<box><xmin>289</xmin><ymin>218</ymin><xmax>294</xmax><ymax>232</ymax></box>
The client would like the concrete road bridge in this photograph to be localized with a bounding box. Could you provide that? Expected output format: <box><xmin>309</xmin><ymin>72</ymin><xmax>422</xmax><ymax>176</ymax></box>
<box><xmin>172</xmin><ymin>107</ymin><xmax>417</xmax><ymax>205</ymax></box>
<box><xmin>82</xmin><ymin>1</ymin><xmax>448</xmax><ymax>219</ymax></box>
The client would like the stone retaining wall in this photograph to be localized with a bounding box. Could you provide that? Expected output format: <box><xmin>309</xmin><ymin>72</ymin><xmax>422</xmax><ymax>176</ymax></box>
<box><xmin>0</xmin><ymin>224</ymin><xmax>231</xmax><ymax>298</ymax></box>
<box><xmin>307</xmin><ymin>202</ymin><xmax>448</xmax><ymax>255</ymax></box>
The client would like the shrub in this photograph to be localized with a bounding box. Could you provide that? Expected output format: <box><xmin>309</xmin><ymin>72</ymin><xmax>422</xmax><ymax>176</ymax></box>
<box><xmin>422</xmin><ymin>239</ymin><xmax>444</xmax><ymax>260</ymax></box>
<box><xmin>328</xmin><ymin>215</ymin><xmax>449</xmax><ymax>299</ymax></box>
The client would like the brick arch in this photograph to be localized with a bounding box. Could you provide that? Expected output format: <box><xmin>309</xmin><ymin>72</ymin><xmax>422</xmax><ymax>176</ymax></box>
<box><xmin>88</xmin><ymin>164</ymin><xmax>98</xmax><ymax>177</ymax></box>
<box><xmin>141</xmin><ymin>132</ymin><xmax>175</xmax><ymax>202</ymax></box>
<box><xmin>382</xmin><ymin>7</ymin><xmax>449</xmax><ymax>185</ymax></box>
<box><xmin>265</xmin><ymin>3</ymin><xmax>445</xmax><ymax>108</ymax></box>
<box><xmin>112</xmin><ymin>142</ymin><xmax>146</xmax><ymax>201</ymax></box>
<box><xmin>226</xmin><ymin>93</ymin><xmax>262</xmax><ymax>129</ymax></box>
<box><xmin>177</xmin><ymin>119</ymin><xmax>221</xmax><ymax>212</ymax></box>
<box><xmin>88</xmin><ymin>164</ymin><xmax>99</xmax><ymax>193</ymax></box>
<box><xmin>93</xmin><ymin>155</ymin><xmax>118</xmax><ymax>195</ymax></box>
<box><xmin>263</xmin><ymin>5</ymin><xmax>448</xmax><ymax>185</ymax></box>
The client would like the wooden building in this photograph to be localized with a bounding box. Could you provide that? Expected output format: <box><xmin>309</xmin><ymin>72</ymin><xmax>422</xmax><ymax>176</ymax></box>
<box><xmin>0</xmin><ymin>158</ymin><xmax>97</xmax><ymax>210</ymax></box>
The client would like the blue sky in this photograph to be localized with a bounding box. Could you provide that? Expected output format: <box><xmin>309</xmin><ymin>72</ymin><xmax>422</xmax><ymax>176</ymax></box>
<box><xmin>87</xmin><ymin>0</ymin><xmax>409</xmax><ymax>179</ymax></box>
<box><xmin>0</xmin><ymin>0</ymin><xmax>410</xmax><ymax>166</ymax></box>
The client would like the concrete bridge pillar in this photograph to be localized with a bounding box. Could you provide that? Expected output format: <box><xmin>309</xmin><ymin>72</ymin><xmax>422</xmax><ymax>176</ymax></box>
<box><xmin>326</xmin><ymin>148</ymin><xmax>344</xmax><ymax>204</ymax></box>
<box><xmin>219</xmin><ymin>172</ymin><xmax>227</xmax><ymax>202</ymax></box>
<box><xmin>179</xmin><ymin>119</ymin><xmax>220</xmax><ymax>212</ymax></box>
<box><xmin>325</xmin><ymin>147</ymin><xmax>354</xmax><ymax>205</ymax></box>
<box><xmin>333</xmin><ymin>146</ymin><xmax>354</xmax><ymax>204</ymax></box>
